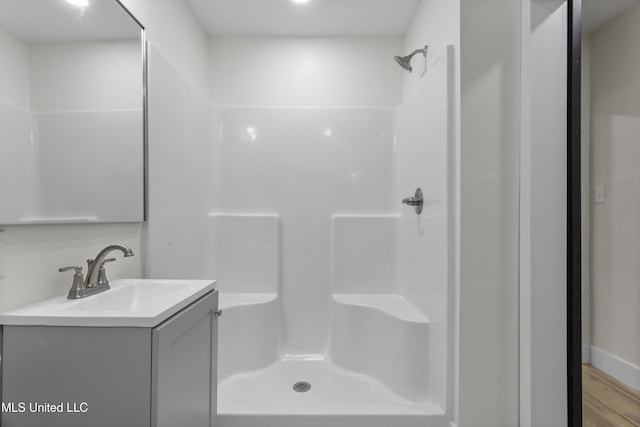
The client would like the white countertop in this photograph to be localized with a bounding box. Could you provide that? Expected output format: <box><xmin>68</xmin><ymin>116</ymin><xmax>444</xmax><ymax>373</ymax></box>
<box><xmin>0</xmin><ymin>279</ymin><xmax>216</xmax><ymax>328</ymax></box>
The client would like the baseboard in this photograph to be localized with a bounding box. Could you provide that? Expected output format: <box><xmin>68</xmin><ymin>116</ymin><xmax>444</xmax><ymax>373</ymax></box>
<box><xmin>582</xmin><ymin>344</ymin><xmax>591</xmax><ymax>364</ymax></box>
<box><xmin>590</xmin><ymin>346</ymin><xmax>640</xmax><ymax>392</ymax></box>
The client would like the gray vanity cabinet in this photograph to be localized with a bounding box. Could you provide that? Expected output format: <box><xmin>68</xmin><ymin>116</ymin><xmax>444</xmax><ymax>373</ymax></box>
<box><xmin>1</xmin><ymin>290</ymin><xmax>218</xmax><ymax>427</ymax></box>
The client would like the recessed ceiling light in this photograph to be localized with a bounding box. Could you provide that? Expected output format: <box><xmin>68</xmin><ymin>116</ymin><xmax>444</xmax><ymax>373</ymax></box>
<box><xmin>292</xmin><ymin>0</ymin><xmax>311</xmax><ymax>4</ymax></box>
<box><xmin>66</xmin><ymin>0</ymin><xmax>89</xmax><ymax>7</ymax></box>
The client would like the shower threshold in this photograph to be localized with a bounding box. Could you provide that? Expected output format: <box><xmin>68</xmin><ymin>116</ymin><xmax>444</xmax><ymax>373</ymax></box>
<box><xmin>217</xmin><ymin>357</ymin><xmax>447</xmax><ymax>427</ymax></box>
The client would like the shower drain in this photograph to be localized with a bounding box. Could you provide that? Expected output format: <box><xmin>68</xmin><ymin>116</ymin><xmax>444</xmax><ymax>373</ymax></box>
<box><xmin>293</xmin><ymin>381</ymin><xmax>311</xmax><ymax>393</ymax></box>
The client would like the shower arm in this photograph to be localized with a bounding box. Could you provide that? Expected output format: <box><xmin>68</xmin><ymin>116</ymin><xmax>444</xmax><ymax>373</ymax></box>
<box><xmin>406</xmin><ymin>47</ymin><xmax>427</xmax><ymax>60</ymax></box>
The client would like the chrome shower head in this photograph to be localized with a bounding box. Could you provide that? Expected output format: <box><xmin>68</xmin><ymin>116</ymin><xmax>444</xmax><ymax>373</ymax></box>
<box><xmin>394</xmin><ymin>55</ymin><xmax>413</xmax><ymax>72</ymax></box>
<box><xmin>394</xmin><ymin>45</ymin><xmax>428</xmax><ymax>73</ymax></box>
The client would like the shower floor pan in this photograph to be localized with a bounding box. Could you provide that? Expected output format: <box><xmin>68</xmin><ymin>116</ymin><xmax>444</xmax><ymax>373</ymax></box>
<box><xmin>217</xmin><ymin>357</ymin><xmax>448</xmax><ymax>427</ymax></box>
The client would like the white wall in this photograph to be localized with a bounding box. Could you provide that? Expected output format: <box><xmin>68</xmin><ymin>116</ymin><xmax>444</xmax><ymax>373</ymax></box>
<box><xmin>0</xmin><ymin>29</ymin><xmax>29</xmax><ymax>109</ymax></box>
<box><xmin>457</xmin><ymin>0</ymin><xmax>521</xmax><ymax>425</ymax></box>
<box><xmin>589</xmin><ymin>0</ymin><xmax>640</xmax><ymax>380</ymax></box>
<box><xmin>209</xmin><ymin>37</ymin><xmax>403</xmax><ymax>106</ymax></box>
<box><xmin>144</xmin><ymin>44</ymin><xmax>213</xmax><ymax>279</ymax></box>
<box><xmin>520</xmin><ymin>1</ymin><xmax>568</xmax><ymax>425</ymax></box>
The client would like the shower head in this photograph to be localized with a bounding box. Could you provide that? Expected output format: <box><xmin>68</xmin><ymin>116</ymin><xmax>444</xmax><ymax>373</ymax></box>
<box><xmin>394</xmin><ymin>55</ymin><xmax>413</xmax><ymax>72</ymax></box>
<box><xmin>394</xmin><ymin>45</ymin><xmax>428</xmax><ymax>73</ymax></box>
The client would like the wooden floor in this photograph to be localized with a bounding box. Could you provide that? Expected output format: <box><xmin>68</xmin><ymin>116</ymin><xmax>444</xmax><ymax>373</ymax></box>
<box><xmin>583</xmin><ymin>364</ymin><xmax>640</xmax><ymax>426</ymax></box>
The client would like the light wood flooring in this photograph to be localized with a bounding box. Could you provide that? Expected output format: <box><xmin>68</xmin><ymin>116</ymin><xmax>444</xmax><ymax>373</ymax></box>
<box><xmin>583</xmin><ymin>364</ymin><xmax>640</xmax><ymax>426</ymax></box>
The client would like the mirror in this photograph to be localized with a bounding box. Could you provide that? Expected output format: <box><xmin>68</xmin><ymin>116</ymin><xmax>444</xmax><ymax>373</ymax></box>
<box><xmin>0</xmin><ymin>0</ymin><xmax>145</xmax><ymax>224</ymax></box>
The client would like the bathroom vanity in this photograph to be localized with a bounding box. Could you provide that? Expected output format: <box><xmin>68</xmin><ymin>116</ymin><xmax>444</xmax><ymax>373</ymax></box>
<box><xmin>0</xmin><ymin>279</ymin><xmax>218</xmax><ymax>427</ymax></box>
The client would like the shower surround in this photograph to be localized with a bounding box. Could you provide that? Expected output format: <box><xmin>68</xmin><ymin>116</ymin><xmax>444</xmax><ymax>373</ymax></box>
<box><xmin>146</xmin><ymin>45</ymin><xmax>453</xmax><ymax>427</ymax></box>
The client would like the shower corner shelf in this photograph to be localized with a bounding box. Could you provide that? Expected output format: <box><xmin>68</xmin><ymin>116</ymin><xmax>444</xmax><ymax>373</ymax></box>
<box><xmin>332</xmin><ymin>294</ymin><xmax>428</xmax><ymax>323</ymax></box>
<box><xmin>218</xmin><ymin>292</ymin><xmax>277</xmax><ymax>310</ymax></box>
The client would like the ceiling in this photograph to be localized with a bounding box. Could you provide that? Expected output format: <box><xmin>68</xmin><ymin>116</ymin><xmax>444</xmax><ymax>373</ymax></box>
<box><xmin>0</xmin><ymin>0</ymin><xmax>141</xmax><ymax>43</ymax></box>
<box><xmin>2</xmin><ymin>0</ymin><xmax>633</xmax><ymax>46</ymax></box>
<box><xmin>186</xmin><ymin>0</ymin><xmax>421</xmax><ymax>37</ymax></box>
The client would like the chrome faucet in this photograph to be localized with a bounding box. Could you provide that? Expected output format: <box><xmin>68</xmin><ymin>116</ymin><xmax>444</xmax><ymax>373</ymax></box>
<box><xmin>59</xmin><ymin>244</ymin><xmax>135</xmax><ymax>299</ymax></box>
<box><xmin>86</xmin><ymin>244</ymin><xmax>135</xmax><ymax>288</ymax></box>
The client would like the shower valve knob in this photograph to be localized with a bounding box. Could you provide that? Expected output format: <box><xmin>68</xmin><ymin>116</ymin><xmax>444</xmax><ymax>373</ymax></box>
<box><xmin>402</xmin><ymin>188</ymin><xmax>424</xmax><ymax>214</ymax></box>
<box><xmin>402</xmin><ymin>197</ymin><xmax>421</xmax><ymax>206</ymax></box>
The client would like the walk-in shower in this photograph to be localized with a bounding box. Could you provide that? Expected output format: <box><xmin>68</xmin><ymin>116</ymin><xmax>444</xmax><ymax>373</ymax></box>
<box><xmin>146</xmin><ymin>37</ymin><xmax>454</xmax><ymax>427</ymax></box>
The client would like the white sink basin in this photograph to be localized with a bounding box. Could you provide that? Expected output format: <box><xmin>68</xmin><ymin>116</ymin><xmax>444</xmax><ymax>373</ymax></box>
<box><xmin>0</xmin><ymin>279</ymin><xmax>216</xmax><ymax>327</ymax></box>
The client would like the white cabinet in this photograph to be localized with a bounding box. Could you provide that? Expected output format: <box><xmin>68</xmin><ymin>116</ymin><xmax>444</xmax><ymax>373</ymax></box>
<box><xmin>1</xmin><ymin>290</ymin><xmax>218</xmax><ymax>427</ymax></box>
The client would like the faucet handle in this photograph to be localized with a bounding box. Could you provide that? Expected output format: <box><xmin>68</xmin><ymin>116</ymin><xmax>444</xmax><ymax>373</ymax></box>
<box><xmin>59</xmin><ymin>266</ymin><xmax>82</xmax><ymax>275</ymax></box>
<box><xmin>59</xmin><ymin>266</ymin><xmax>87</xmax><ymax>299</ymax></box>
